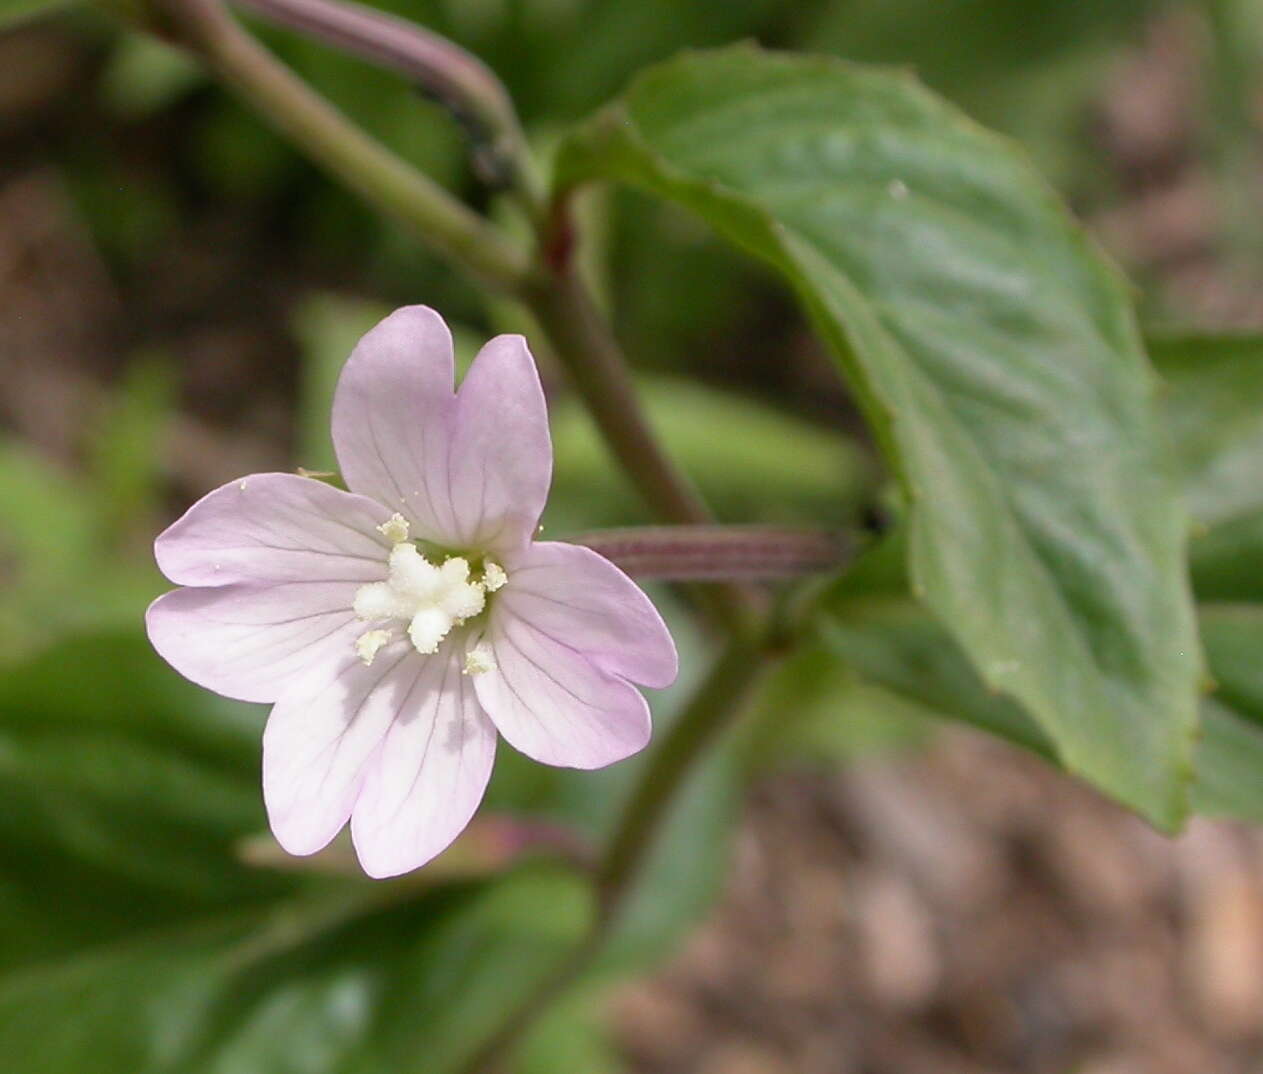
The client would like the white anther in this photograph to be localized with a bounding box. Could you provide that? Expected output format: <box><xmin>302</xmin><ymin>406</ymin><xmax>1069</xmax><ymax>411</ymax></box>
<box><xmin>463</xmin><ymin>642</ymin><xmax>496</xmax><ymax>676</ymax></box>
<box><xmin>377</xmin><ymin>512</ymin><xmax>410</xmax><ymax>543</ymax></box>
<box><xmin>355</xmin><ymin>629</ymin><xmax>392</xmax><ymax>666</ymax></box>
<box><xmin>482</xmin><ymin>561</ymin><xmax>507</xmax><ymax>592</ymax></box>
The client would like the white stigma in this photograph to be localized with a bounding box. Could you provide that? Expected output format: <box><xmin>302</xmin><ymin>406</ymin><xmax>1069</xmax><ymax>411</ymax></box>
<box><xmin>353</xmin><ymin>540</ymin><xmax>504</xmax><ymax>659</ymax></box>
<box><xmin>463</xmin><ymin>641</ymin><xmax>496</xmax><ymax>676</ymax></box>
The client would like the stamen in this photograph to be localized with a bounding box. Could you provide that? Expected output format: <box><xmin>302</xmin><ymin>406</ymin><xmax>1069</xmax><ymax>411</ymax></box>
<box><xmin>482</xmin><ymin>561</ymin><xmax>507</xmax><ymax>592</ymax></box>
<box><xmin>377</xmin><ymin>513</ymin><xmax>410</xmax><ymax>543</ymax></box>
<box><xmin>351</xmin><ymin>543</ymin><xmax>509</xmax><ymax>659</ymax></box>
<box><xmin>355</xmin><ymin>629</ymin><xmax>392</xmax><ymax>666</ymax></box>
<box><xmin>463</xmin><ymin>641</ymin><xmax>496</xmax><ymax>676</ymax></box>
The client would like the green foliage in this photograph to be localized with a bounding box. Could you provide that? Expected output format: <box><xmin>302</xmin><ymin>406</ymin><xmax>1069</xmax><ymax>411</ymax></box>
<box><xmin>1150</xmin><ymin>335</ymin><xmax>1263</xmax><ymax>600</ymax></box>
<box><xmin>557</xmin><ymin>45</ymin><xmax>1202</xmax><ymax>828</ymax></box>
<box><xmin>9</xmin><ymin>4</ymin><xmax>1263</xmax><ymax>1068</ymax></box>
<box><xmin>0</xmin><ymin>440</ymin><xmax>161</xmax><ymax>663</ymax></box>
<box><xmin>547</xmin><ymin>375</ymin><xmax>874</xmax><ymax>531</ymax></box>
<box><xmin>98</xmin><ymin>36</ymin><xmax>203</xmax><ymax>117</ymax></box>
<box><xmin>816</xmin><ymin>583</ymin><xmax>1263</xmax><ymax>825</ymax></box>
<box><xmin>0</xmin><ymin>0</ymin><xmax>76</xmax><ymax>28</ymax></box>
<box><xmin>741</xmin><ymin>643</ymin><xmax>931</xmax><ymax>774</ymax></box>
<box><xmin>802</xmin><ymin>0</ymin><xmax>1159</xmax><ymax>183</ymax></box>
<box><xmin>809</xmin><ymin>329</ymin><xmax>1263</xmax><ymax>825</ymax></box>
<box><xmin>0</xmin><ymin>601</ymin><xmax>734</xmax><ymax>1069</ymax></box>
<box><xmin>86</xmin><ymin>355</ymin><xmax>175</xmax><ymax>544</ymax></box>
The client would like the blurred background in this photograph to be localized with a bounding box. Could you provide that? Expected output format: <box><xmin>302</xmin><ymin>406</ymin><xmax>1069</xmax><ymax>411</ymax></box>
<box><xmin>3</xmin><ymin>1</ymin><xmax>1263</xmax><ymax>1072</ymax></box>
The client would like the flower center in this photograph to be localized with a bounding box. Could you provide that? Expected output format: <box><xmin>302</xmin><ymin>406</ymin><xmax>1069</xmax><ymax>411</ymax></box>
<box><xmin>352</xmin><ymin>514</ymin><xmax>506</xmax><ymax>665</ymax></box>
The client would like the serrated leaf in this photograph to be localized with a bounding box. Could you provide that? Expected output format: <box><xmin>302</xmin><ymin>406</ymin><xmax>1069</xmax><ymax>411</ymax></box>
<box><xmin>557</xmin><ymin>46</ymin><xmax>1201</xmax><ymax>826</ymax></box>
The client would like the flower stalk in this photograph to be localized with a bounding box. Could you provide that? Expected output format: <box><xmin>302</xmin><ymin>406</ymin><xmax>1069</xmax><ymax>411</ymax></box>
<box><xmin>571</xmin><ymin>525</ymin><xmax>850</xmax><ymax>580</ymax></box>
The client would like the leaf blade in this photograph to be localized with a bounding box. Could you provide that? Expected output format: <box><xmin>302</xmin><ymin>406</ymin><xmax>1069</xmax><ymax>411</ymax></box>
<box><xmin>557</xmin><ymin>46</ymin><xmax>1202</xmax><ymax>825</ymax></box>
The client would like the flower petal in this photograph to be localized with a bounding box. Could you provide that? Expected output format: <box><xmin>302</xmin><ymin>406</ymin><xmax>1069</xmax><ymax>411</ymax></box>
<box><xmin>154</xmin><ymin>472</ymin><xmax>391</xmax><ymax>587</ymax></box>
<box><xmin>262</xmin><ymin>641</ymin><xmax>420</xmax><ymax>857</ymax></box>
<box><xmin>330</xmin><ymin>305</ymin><xmax>462</xmax><ymax>545</ymax></box>
<box><xmin>447</xmin><ymin>334</ymin><xmax>552</xmax><ymax>554</ymax></box>
<box><xmin>473</xmin><ymin>613</ymin><xmax>652</xmax><ymax>769</ymax></box>
<box><xmin>499</xmin><ymin>541</ymin><xmax>678</xmax><ymax>689</ymax></box>
<box><xmin>351</xmin><ymin>642</ymin><xmax>496</xmax><ymax>878</ymax></box>
<box><xmin>146</xmin><ymin>582</ymin><xmax>364</xmax><ymax>703</ymax></box>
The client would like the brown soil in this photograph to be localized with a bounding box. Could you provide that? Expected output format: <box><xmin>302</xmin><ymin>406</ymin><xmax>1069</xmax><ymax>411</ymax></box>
<box><xmin>614</xmin><ymin>732</ymin><xmax>1263</xmax><ymax>1074</ymax></box>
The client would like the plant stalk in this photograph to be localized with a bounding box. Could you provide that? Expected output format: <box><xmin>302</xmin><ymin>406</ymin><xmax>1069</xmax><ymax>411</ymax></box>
<box><xmin>156</xmin><ymin>0</ymin><xmax>742</xmax><ymax>627</ymax></box>
<box><xmin>572</xmin><ymin>524</ymin><xmax>850</xmax><ymax>580</ymax></box>
<box><xmin>524</xmin><ymin>269</ymin><xmax>760</xmax><ymax>628</ymax></box>
<box><xmin>163</xmin><ymin>0</ymin><xmax>531</xmax><ymax>292</ymax></box>
<box><xmin>229</xmin><ymin>0</ymin><xmax>542</xmax><ymax>202</ymax></box>
<box><xmin>460</xmin><ymin>630</ymin><xmax>772</xmax><ymax>1074</ymax></box>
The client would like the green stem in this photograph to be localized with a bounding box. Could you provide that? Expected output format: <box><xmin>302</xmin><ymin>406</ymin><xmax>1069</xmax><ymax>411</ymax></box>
<box><xmin>524</xmin><ymin>269</ymin><xmax>714</xmax><ymax>529</ymax></box>
<box><xmin>163</xmin><ymin>0</ymin><xmax>531</xmax><ymax>292</ymax></box>
<box><xmin>524</xmin><ymin>269</ymin><xmax>759</xmax><ymax>628</ymax></box>
<box><xmin>595</xmin><ymin>630</ymin><xmax>768</xmax><ymax>914</ymax></box>
<box><xmin>459</xmin><ymin>630</ymin><xmax>772</xmax><ymax>1074</ymax></box>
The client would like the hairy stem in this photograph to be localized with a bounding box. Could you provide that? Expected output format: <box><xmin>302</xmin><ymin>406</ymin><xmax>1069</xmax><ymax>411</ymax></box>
<box><xmin>572</xmin><ymin>524</ymin><xmax>850</xmax><ymax>580</ymax></box>
<box><xmin>163</xmin><ymin>0</ymin><xmax>531</xmax><ymax>291</ymax></box>
<box><xmin>460</xmin><ymin>631</ymin><xmax>772</xmax><ymax>1074</ymax></box>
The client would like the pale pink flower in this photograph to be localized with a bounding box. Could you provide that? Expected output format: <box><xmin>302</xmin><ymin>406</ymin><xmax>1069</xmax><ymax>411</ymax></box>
<box><xmin>146</xmin><ymin>307</ymin><xmax>677</xmax><ymax>878</ymax></box>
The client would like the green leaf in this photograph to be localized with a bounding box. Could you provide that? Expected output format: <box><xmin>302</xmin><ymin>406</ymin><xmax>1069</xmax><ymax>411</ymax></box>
<box><xmin>0</xmin><ymin>867</ymin><xmax>591</xmax><ymax>1074</ymax></box>
<box><xmin>557</xmin><ymin>46</ymin><xmax>1201</xmax><ymax>827</ymax></box>
<box><xmin>85</xmin><ymin>353</ymin><xmax>176</xmax><ymax>545</ymax></box>
<box><xmin>802</xmin><ymin>0</ymin><xmax>1161</xmax><ymax>185</ymax></box>
<box><xmin>0</xmin><ymin>630</ymin><xmax>603</xmax><ymax>1073</ymax></box>
<box><xmin>1196</xmin><ymin>699</ymin><xmax>1263</xmax><ymax>824</ymax></box>
<box><xmin>817</xmin><ymin>580</ymin><xmax>1263</xmax><ymax>825</ymax></box>
<box><xmin>0</xmin><ymin>440</ymin><xmax>160</xmax><ymax>664</ymax></box>
<box><xmin>99</xmin><ymin>36</ymin><xmax>203</xmax><ymax>118</ymax></box>
<box><xmin>0</xmin><ymin>605</ymin><xmax>737</xmax><ymax>1070</ymax></box>
<box><xmin>0</xmin><ymin>633</ymin><xmax>282</xmax><ymax>972</ymax></box>
<box><xmin>742</xmin><ymin>643</ymin><xmax>930</xmax><ymax>772</ymax></box>
<box><xmin>0</xmin><ymin>0</ymin><xmax>75</xmax><ymax>28</ymax></box>
<box><xmin>1150</xmin><ymin>334</ymin><xmax>1263</xmax><ymax>600</ymax></box>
